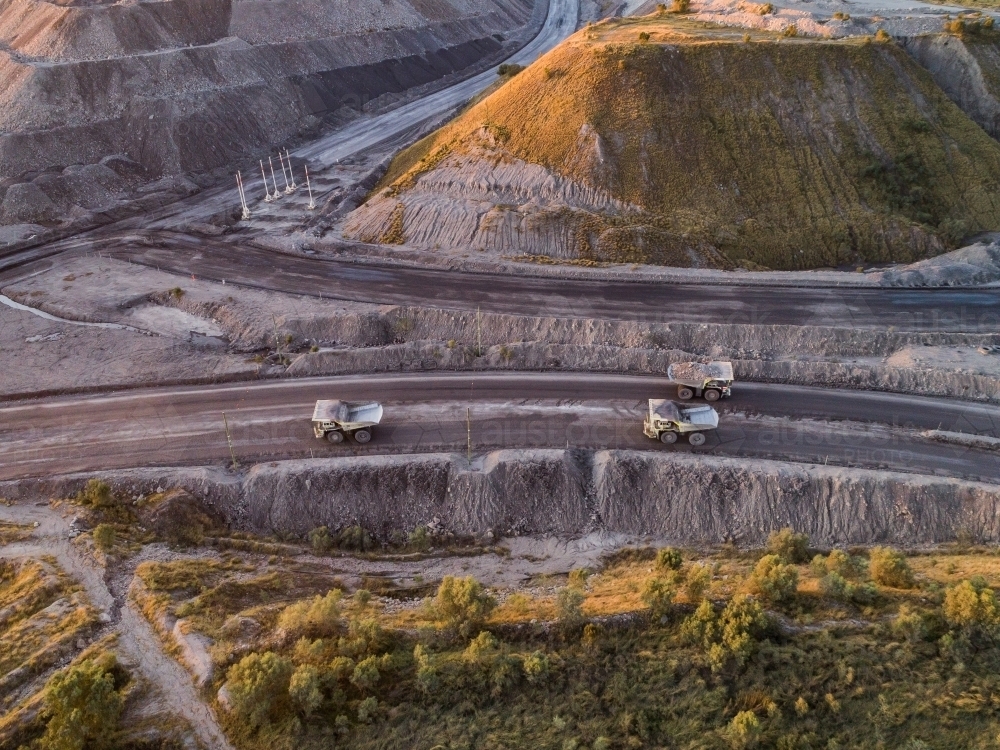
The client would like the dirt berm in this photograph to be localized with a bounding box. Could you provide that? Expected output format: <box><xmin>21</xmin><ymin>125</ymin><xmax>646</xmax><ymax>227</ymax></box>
<box><xmin>345</xmin><ymin>18</ymin><xmax>1000</xmax><ymax>270</ymax></box>
<box><xmin>5</xmin><ymin>451</ymin><xmax>1000</xmax><ymax>545</ymax></box>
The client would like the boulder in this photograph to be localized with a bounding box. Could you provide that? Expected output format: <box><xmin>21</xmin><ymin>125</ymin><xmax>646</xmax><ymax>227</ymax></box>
<box><xmin>0</xmin><ymin>182</ymin><xmax>58</xmax><ymax>224</ymax></box>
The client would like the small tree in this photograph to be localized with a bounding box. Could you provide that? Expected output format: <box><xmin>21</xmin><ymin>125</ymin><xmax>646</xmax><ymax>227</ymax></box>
<box><xmin>350</xmin><ymin>655</ymin><xmax>382</xmax><ymax>692</ymax></box>
<box><xmin>289</xmin><ymin>664</ymin><xmax>323</xmax><ymax>717</ymax></box>
<box><xmin>681</xmin><ymin>563</ymin><xmax>712</xmax><ymax>602</ymax></box>
<box><xmin>557</xmin><ymin>587</ymin><xmax>586</xmax><ymax>634</ymax></box>
<box><xmin>642</xmin><ymin>577</ymin><xmax>676</xmax><ymax>621</ymax></box>
<box><xmin>41</xmin><ymin>658</ymin><xmax>124</xmax><ymax>750</ymax></box>
<box><xmin>766</xmin><ymin>528</ymin><xmax>810</xmax><ymax>563</ymax></box>
<box><xmin>944</xmin><ymin>578</ymin><xmax>1000</xmax><ymax>639</ymax></box>
<box><xmin>308</xmin><ymin>526</ymin><xmax>332</xmax><ymax>553</ymax></box>
<box><xmin>656</xmin><ymin>547</ymin><xmax>683</xmax><ymax>572</ymax></box>
<box><xmin>92</xmin><ymin>524</ymin><xmax>116</xmax><ymax>552</ymax></box>
<box><xmin>224</xmin><ymin>651</ymin><xmax>293</xmax><ymax>729</ymax></box>
<box><xmin>747</xmin><ymin>555</ymin><xmax>798</xmax><ymax>604</ymax></box>
<box><xmin>434</xmin><ymin>576</ymin><xmax>496</xmax><ymax>639</ymax></box>
<box><xmin>869</xmin><ymin>547</ymin><xmax>915</xmax><ymax>589</ymax></box>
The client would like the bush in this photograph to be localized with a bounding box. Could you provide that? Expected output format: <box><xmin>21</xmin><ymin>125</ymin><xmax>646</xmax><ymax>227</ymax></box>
<box><xmin>224</xmin><ymin>651</ymin><xmax>293</xmax><ymax>730</ymax></box>
<box><xmin>277</xmin><ymin>590</ymin><xmax>343</xmax><ymax>638</ymax></box>
<box><xmin>875</xmin><ymin>28</ymin><xmax>892</xmax><ymax>42</ymax></box>
<box><xmin>812</xmin><ymin>549</ymin><xmax>864</xmax><ymax>579</ymax></box>
<box><xmin>77</xmin><ymin>479</ymin><xmax>115</xmax><ymax>509</ymax></box>
<box><xmin>819</xmin><ymin>572</ymin><xmax>877</xmax><ymax>605</ymax></box>
<box><xmin>892</xmin><ymin>604</ymin><xmax>927</xmax><ymax>643</ymax></box>
<box><xmin>308</xmin><ymin>526</ymin><xmax>332</xmax><ymax>553</ymax></box>
<box><xmin>408</xmin><ymin>525</ymin><xmax>431</xmax><ymax>551</ymax></box>
<box><xmin>655</xmin><ymin>547</ymin><xmax>683</xmax><ymax>571</ymax></box>
<box><xmin>671</xmin><ymin>0</ymin><xmax>689</xmax><ymax>12</ymax></box>
<box><xmin>350</xmin><ymin>655</ymin><xmax>382</xmax><ymax>692</ymax></box>
<box><xmin>767</xmin><ymin>528</ymin><xmax>810</xmax><ymax>564</ymax></box>
<box><xmin>869</xmin><ymin>548</ymin><xmax>915</xmax><ymax>589</ymax></box>
<box><xmin>557</xmin><ymin>587</ymin><xmax>586</xmax><ymax>633</ymax></box>
<box><xmin>681</xmin><ymin>563</ymin><xmax>712</xmax><ymax>602</ymax></box>
<box><xmin>638</xmin><ymin>31</ymin><xmax>650</xmax><ymax>42</ymax></box>
<box><xmin>943</xmin><ymin>578</ymin><xmax>1000</xmax><ymax>638</ymax></box>
<box><xmin>289</xmin><ymin>664</ymin><xmax>323</xmax><ymax>717</ymax></box>
<box><xmin>681</xmin><ymin>595</ymin><xmax>768</xmax><ymax>672</ymax></box>
<box><xmin>642</xmin><ymin>577</ymin><xmax>676</xmax><ymax>621</ymax></box>
<box><xmin>497</xmin><ymin>63</ymin><xmax>525</xmax><ymax>77</ymax></box>
<box><xmin>92</xmin><ymin>524</ymin><xmax>116</xmax><ymax>552</ymax></box>
<box><xmin>522</xmin><ymin>651</ymin><xmax>550</xmax><ymax>684</ymax></box>
<box><xmin>41</xmin><ymin>657</ymin><xmax>124</xmax><ymax>750</ymax></box>
<box><xmin>338</xmin><ymin>525</ymin><xmax>374</xmax><ymax>551</ymax></box>
<box><xmin>434</xmin><ymin>576</ymin><xmax>496</xmax><ymax>638</ymax></box>
<box><xmin>723</xmin><ymin>710</ymin><xmax>761</xmax><ymax>749</ymax></box>
<box><xmin>568</xmin><ymin>567</ymin><xmax>591</xmax><ymax>590</ymax></box>
<box><xmin>782</xmin><ymin>23</ymin><xmax>798</xmax><ymax>37</ymax></box>
<box><xmin>747</xmin><ymin>555</ymin><xmax>799</xmax><ymax>604</ymax></box>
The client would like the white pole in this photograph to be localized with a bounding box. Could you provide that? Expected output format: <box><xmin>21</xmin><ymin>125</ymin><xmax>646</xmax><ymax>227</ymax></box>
<box><xmin>278</xmin><ymin>152</ymin><xmax>292</xmax><ymax>194</ymax></box>
<box><xmin>269</xmin><ymin>157</ymin><xmax>282</xmax><ymax>200</ymax></box>
<box><xmin>261</xmin><ymin>161</ymin><xmax>274</xmax><ymax>202</ymax></box>
<box><xmin>285</xmin><ymin>149</ymin><xmax>297</xmax><ymax>189</ymax></box>
<box><xmin>237</xmin><ymin>171</ymin><xmax>251</xmax><ymax>220</ymax></box>
<box><xmin>306</xmin><ymin>165</ymin><xmax>316</xmax><ymax>210</ymax></box>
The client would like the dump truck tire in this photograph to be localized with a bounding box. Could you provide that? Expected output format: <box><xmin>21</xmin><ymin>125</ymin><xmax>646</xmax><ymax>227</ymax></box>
<box><xmin>354</xmin><ymin>429</ymin><xmax>372</xmax><ymax>444</ymax></box>
<box><xmin>688</xmin><ymin>432</ymin><xmax>706</xmax><ymax>446</ymax></box>
<box><xmin>327</xmin><ymin>431</ymin><xmax>344</xmax><ymax>444</ymax></box>
<box><xmin>677</xmin><ymin>386</ymin><xmax>694</xmax><ymax>400</ymax></box>
<box><xmin>660</xmin><ymin>431</ymin><xmax>678</xmax><ymax>444</ymax></box>
<box><xmin>704</xmin><ymin>389</ymin><xmax>721</xmax><ymax>402</ymax></box>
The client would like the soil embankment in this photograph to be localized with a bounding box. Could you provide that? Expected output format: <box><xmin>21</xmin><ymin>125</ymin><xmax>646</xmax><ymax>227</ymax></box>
<box><xmin>4</xmin><ymin>451</ymin><xmax>999</xmax><ymax>545</ymax></box>
<box><xmin>346</xmin><ymin>18</ymin><xmax>1000</xmax><ymax>269</ymax></box>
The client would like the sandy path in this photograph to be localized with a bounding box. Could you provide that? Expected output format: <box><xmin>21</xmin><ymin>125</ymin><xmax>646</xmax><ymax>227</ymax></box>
<box><xmin>0</xmin><ymin>503</ymin><xmax>235</xmax><ymax>750</ymax></box>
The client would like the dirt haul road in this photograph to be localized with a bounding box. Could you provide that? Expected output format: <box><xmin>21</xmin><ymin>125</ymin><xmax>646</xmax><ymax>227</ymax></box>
<box><xmin>1</xmin><ymin>373</ymin><xmax>998</xmax><ymax>482</ymax></box>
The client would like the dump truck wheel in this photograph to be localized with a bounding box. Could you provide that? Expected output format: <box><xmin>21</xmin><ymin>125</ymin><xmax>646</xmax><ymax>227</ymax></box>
<box><xmin>677</xmin><ymin>386</ymin><xmax>694</xmax><ymax>400</ymax></box>
<box><xmin>327</xmin><ymin>431</ymin><xmax>344</xmax><ymax>444</ymax></box>
<box><xmin>354</xmin><ymin>429</ymin><xmax>372</xmax><ymax>444</ymax></box>
<box><xmin>688</xmin><ymin>432</ymin><xmax>706</xmax><ymax>446</ymax></box>
<box><xmin>660</xmin><ymin>431</ymin><xmax>678</xmax><ymax>444</ymax></box>
<box><xmin>704</xmin><ymin>389</ymin><xmax>721</xmax><ymax>402</ymax></box>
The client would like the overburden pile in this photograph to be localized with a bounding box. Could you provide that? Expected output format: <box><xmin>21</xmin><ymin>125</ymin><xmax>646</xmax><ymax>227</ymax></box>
<box><xmin>346</xmin><ymin>19</ymin><xmax>1000</xmax><ymax>270</ymax></box>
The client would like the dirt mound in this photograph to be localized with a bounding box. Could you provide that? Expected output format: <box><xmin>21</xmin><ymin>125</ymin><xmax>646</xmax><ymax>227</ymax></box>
<box><xmin>347</xmin><ymin>18</ymin><xmax>1000</xmax><ymax>270</ymax></box>
<box><xmin>0</xmin><ymin>0</ymin><xmax>538</xmax><ymax>181</ymax></box>
<box><xmin>139</xmin><ymin>488</ymin><xmax>226</xmax><ymax>545</ymax></box>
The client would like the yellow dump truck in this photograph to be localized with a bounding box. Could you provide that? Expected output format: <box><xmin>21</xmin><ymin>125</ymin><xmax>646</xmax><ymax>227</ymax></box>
<box><xmin>312</xmin><ymin>400</ymin><xmax>383</xmax><ymax>444</ymax></box>
<box><xmin>667</xmin><ymin>361</ymin><xmax>734</xmax><ymax>402</ymax></box>
<box><xmin>643</xmin><ymin>399</ymin><xmax>719</xmax><ymax>446</ymax></box>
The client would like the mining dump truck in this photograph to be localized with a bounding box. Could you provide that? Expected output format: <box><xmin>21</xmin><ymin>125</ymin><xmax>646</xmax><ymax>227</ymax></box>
<box><xmin>643</xmin><ymin>399</ymin><xmax>719</xmax><ymax>446</ymax></box>
<box><xmin>667</xmin><ymin>361</ymin><xmax>734</xmax><ymax>402</ymax></box>
<box><xmin>312</xmin><ymin>400</ymin><xmax>383</xmax><ymax>444</ymax></box>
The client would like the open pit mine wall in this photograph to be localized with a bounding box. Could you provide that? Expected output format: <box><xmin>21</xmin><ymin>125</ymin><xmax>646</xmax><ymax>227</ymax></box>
<box><xmin>5</xmin><ymin>451</ymin><xmax>1000</xmax><ymax>546</ymax></box>
<box><xmin>0</xmin><ymin>0</ymin><xmax>542</xmax><ymax>179</ymax></box>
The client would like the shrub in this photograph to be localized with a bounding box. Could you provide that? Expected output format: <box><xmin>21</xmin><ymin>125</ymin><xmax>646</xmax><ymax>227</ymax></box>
<box><xmin>820</xmin><ymin>572</ymin><xmax>878</xmax><ymax>605</ymax></box>
<box><xmin>638</xmin><ymin>31</ymin><xmax>650</xmax><ymax>42</ymax></box>
<box><xmin>943</xmin><ymin>578</ymin><xmax>1000</xmax><ymax>638</ymax></box>
<box><xmin>434</xmin><ymin>576</ymin><xmax>496</xmax><ymax>638</ymax></box>
<box><xmin>77</xmin><ymin>479</ymin><xmax>115</xmax><ymax>508</ymax></box>
<box><xmin>497</xmin><ymin>63</ymin><xmax>525</xmax><ymax>77</ymax></box>
<box><xmin>656</xmin><ymin>547</ymin><xmax>683</xmax><ymax>571</ymax></box>
<box><xmin>782</xmin><ymin>23</ymin><xmax>798</xmax><ymax>37</ymax></box>
<box><xmin>892</xmin><ymin>604</ymin><xmax>927</xmax><ymax>643</ymax></box>
<box><xmin>557</xmin><ymin>587</ymin><xmax>586</xmax><ymax>633</ymax></box>
<box><xmin>723</xmin><ymin>711</ymin><xmax>761</xmax><ymax>749</ymax></box>
<box><xmin>169</xmin><ymin>287</ymin><xmax>184</xmax><ymax>300</ymax></box>
<box><xmin>568</xmin><ymin>567</ymin><xmax>591</xmax><ymax>589</ymax></box>
<box><xmin>681</xmin><ymin>595</ymin><xmax>768</xmax><ymax>672</ymax></box>
<box><xmin>813</xmin><ymin>549</ymin><xmax>863</xmax><ymax>579</ymax></box>
<box><xmin>41</xmin><ymin>657</ymin><xmax>124</xmax><ymax>750</ymax></box>
<box><xmin>832</xmin><ymin>11</ymin><xmax>849</xmax><ymax>19</ymax></box>
<box><xmin>357</xmin><ymin>696</ymin><xmax>379</xmax><ymax>723</ymax></box>
<box><xmin>758</xmin><ymin>2</ymin><xmax>773</xmax><ymax>13</ymax></box>
<box><xmin>681</xmin><ymin>563</ymin><xmax>712</xmax><ymax>602</ymax></box>
<box><xmin>338</xmin><ymin>525</ymin><xmax>374</xmax><ymax>551</ymax></box>
<box><xmin>767</xmin><ymin>528</ymin><xmax>810</xmax><ymax>563</ymax></box>
<box><xmin>224</xmin><ymin>651</ymin><xmax>293</xmax><ymax>730</ymax></box>
<box><xmin>522</xmin><ymin>651</ymin><xmax>550</xmax><ymax>683</ymax></box>
<box><xmin>671</xmin><ymin>0</ymin><xmax>689</xmax><ymax>12</ymax></box>
<box><xmin>350</xmin><ymin>655</ymin><xmax>382</xmax><ymax>692</ymax></box>
<box><xmin>875</xmin><ymin>28</ymin><xmax>892</xmax><ymax>42</ymax></box>
<box><xmin>92</xmin><ymin>524</ymin><xmax>116</xmax><ymax>552</ymax></box>
<box><xmin>747</xmin><ymin>555</ymin><xmax>799</xmax><ymax>604</ymax></box>
<box><xmin>289</xmin><ymin>664</ymin><xmax>323</xmax><ymax>717</ymax></box>
<box><xmin>277</xmin><ymin>590</ymin><xmax>343</xmax><ymax>638</ymax></box>
<box><xmin>642</xmin><ymin>577</ymin><xmax>676</xmax><ymax>621</ymax></box>
<box><xmin>408</xmin><ymin>525</ymin><xmax>431</xmax><ymax>551</ymax></box>
<box><xmin>308</xmin><ymin>526</ymin><xmax>332</xmax><ymax>553</ymax></box>
<box><xmin>413</xmin><ymin>645</ymin><xmax>439</xmax><ymax>694</ymax></box>
<box><xmin>869</xmin><ymin>547</ymin><xmax>915</xmax><ymax>588</ymax></box>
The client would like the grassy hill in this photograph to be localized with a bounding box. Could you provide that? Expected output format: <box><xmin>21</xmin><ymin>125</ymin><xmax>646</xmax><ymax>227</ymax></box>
<box><xmin>351</xmin><ymin>18</ymin><xmax>1000</xmax><ymax>270</ymax></box>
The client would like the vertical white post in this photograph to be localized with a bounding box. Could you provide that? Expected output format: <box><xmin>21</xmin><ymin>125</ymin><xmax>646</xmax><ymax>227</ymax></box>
<box><xmin>306</xmin><ymin>165</ymin><xmax>316</xmax><ymax>210</ymax></box>
<box><xmin>269</xmin><ymin>157</ymin><xmax>282</xmax><ymax>200</ymax></box>
<box><xmin>261</xmin><ymin>160</ymin><xmax>274</xmax><ymax>202</ymax></box>
<box><xmin>237</xmin><ymin>171</ymin><xmax>251</xmax><ymax>220</ymax></box>
<box><xmin>285</xmin><ymin>149</ymin><xmax>297</xmax><ymax>189</ymax></box>
<box><xmin>279</xmin><ymin>152</ymin><xmax>293</xmax><ymax>194</ymax></box>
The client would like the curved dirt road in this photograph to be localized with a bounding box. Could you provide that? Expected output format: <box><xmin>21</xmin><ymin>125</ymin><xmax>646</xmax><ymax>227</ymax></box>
<box><xmin>2</xmin><ymin>373</ymin><xmax>998</xmax><ymax>482</ymax></box>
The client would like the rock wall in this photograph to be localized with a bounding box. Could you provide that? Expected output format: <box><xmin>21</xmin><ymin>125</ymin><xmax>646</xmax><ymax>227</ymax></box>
<box><xmin>4</xmin><ymin>451</ymin><xmax>1000</xmax><ymax>545</ymax></box>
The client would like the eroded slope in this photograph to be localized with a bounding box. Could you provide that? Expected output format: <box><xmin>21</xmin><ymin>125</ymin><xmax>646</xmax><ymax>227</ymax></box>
<box><xmin>346</xmin><ymin>18</ymin><xmax>1000</xmax><ymax>269</ymax></box>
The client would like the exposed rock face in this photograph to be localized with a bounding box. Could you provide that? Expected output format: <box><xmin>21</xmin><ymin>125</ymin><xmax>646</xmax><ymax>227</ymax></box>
<box><xmin>0</xmin><ymin>0</ymin><xmax>541</xmax><ymax>179</ymax></box>
<box><xmin>902</xmin><ymin>34</ymin><xmax>1000</xmax><ymax>141</ymax></box>
<box><xmin>4</xmin><ymin>451</ymin><xmax>1000</xmax><ymax>545</ymax></box>
<box><xmin>347</xmin><ymin>22</ymin><xmax>1000</xmax><ymax>269</ymax></box>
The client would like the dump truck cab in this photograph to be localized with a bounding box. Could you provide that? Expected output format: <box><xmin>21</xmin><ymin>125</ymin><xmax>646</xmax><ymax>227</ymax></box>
<box><xmin>643</xmin><ymin>399</ymin><xmax>719</xmax><ymax>446</ymax></box>
<box><xmin>312</xmin><ymin>400</ymin><xmax>383</xmax><ymax>444</ymax></box>
<box><xmin>667</xmin><ymin>361</ymin><xmax>734</xmax><ymax>402</ymax></box>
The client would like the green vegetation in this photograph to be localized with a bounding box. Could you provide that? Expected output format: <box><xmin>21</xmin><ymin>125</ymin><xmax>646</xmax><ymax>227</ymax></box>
<box><xmin>497</xmin><ymin>63</ymin><xmax>525</xmax><ymax>77</ymax></box>
<box><xmin>373</xmin><ymin>17</ymin><xmax>1000</xmax><ymax>269</ymax></box>
<box><xmin>39</xmin><ymin>655</ymin><xmax>125</xmax><ymax>750</ymax></box>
